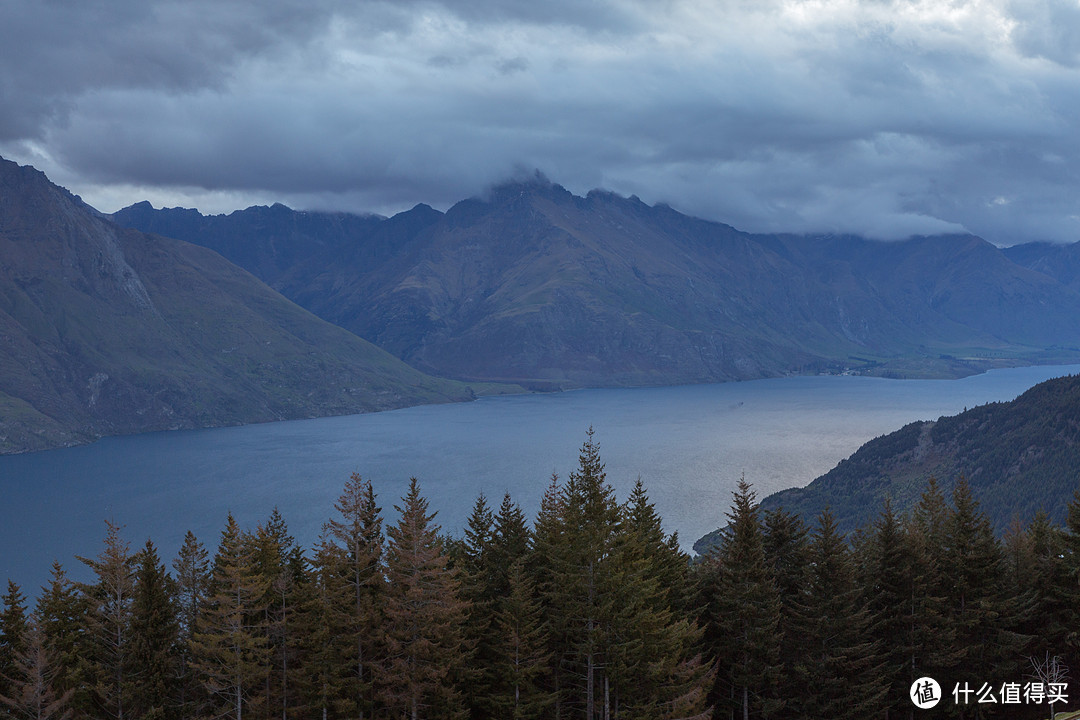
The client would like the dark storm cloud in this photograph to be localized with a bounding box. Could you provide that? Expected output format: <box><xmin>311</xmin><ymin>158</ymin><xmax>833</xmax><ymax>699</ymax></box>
<box><xmin>2</xmin><ymin>0</ymin><xmax>1080</xmax><ymax>243</ymax></box>
<box><xmin>0</xmin><ymin>0</ymin><xmax>348</xmax><ymax>140</ymax></box>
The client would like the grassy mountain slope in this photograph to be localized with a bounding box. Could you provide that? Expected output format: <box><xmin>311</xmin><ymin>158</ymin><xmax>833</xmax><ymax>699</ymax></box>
<box><xmin>0</xmin><ymin>157</ymin><xmax>501</xmax><ymax>454</ymax></box>
<box><xmin>694</xmin><ymin>373</ymin><xmax>1080</xmax><ymax>553</ymax></box>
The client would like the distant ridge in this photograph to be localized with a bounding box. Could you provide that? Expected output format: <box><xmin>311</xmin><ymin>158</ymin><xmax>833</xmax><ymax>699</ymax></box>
<box><xmin>694</xmin><ymin>373</ymin><xmax>1080</xmax><ymax>554</ymax></box>
<box><xmin>0</xmin><ymin>157</ymin><xmax>497</xmax><ymax>454</ymax></box>
<box><xmin>115</xmin><ymin>179</ymin><xmax>1080</xmax><ymax>388</ymax></box>
<box><xmin>1004</xmin><ymin>241</ymin><xmax>1080</xmax><ymax>291</ymax></box>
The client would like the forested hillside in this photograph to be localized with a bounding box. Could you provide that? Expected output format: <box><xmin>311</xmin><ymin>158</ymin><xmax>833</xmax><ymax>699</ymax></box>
<box><xmin>694</xmin><ymin>373</ymin><xmax>1080</xmax><ymax>548</ymax></box>
<box><xmin>1</xmin><ymin>433</ymin><xmax>1077</xmax><ymax>719</ymax></box>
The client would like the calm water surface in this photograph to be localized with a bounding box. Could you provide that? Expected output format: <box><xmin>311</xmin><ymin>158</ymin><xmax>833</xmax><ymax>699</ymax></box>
<box><xmin>2</xmin><ymin>364</ymin><xmax>1077</xmax><ymax>593</ymax></box>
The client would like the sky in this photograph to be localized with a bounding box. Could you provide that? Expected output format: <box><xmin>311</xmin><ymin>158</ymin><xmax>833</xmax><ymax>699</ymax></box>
<box><xmin>2</xmin><ymin>0</ymin><xmax>1080</xmax><ymax>244</ymax></box>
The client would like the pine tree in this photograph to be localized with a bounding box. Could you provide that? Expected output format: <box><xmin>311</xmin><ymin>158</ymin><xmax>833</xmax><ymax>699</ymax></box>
<box><xmin>910</xmin><ymin>477</ymin><xmax>950</xmax><ymax>559</ymax></box>
<box><xmin>483</xmin><ymin>489</ymin><xmax>546</xmax><ymax>718</ymax></box>
<box><xmin>0</xmin><ymin>581</ymin><xmax>29</xmax><ymax>715</ymax></box>
<box><xmin>623</xmin><ymin>478</ymin><xmax>696</xmax><ymax>613</ymax></box>
<box><xmin>35</xmin><ymin>564</ymin><xmax>92</xmax><ymax>718</ymax></box>
<box><xmin>0</xmin><ymin>623</ymin><xmax>73</xmax><ymax>720</ymax></box>
<box><xmin>860</xmin><ymin>499</ymin><xmax>921</xmax><ymax>720</ymax></box>
<box><xmin>381</xmin><ymin>478</ymin><xmax>468</xmax><ymax>720</ymax></box>
<box><xmin>173</xmin><ymin>532</ymin><xmax>210</xmax><ymax>720</ymax></box>
<box><xmin>551</xmin><ymin>428</ymin><xmax>622</xmax><ymax>720</ymax></box>
<box><xmin>491</xmin><ymin>493</ymin><xmax>532</xmax><ymax>583</ymax></box>
<box><xmin>489</xmin><ymin>558</ymin><xmax>551</xmax><ymax>720</ymax></box>
<box><xmin>462</xmin><ymin>495</ymin><xmax>495</xmax><ymax>573</ymax></box>
<box><xmin>704</xmin><ymin>476</ymin><xmax>783</xmax><ymax>720</ymax></box>
<box><xmin>1001</xmin><ymin>509</ymin><xmax>1078</xmax><ymax>720</ymax></box>
<box><xmin>905</xmin><ymin>477</ymin><xmax>961</xmax><ymax>697</ymax></box>
<box><xmin>612</xmin><ymin>479</ymin><xmax>710</xmax><ymax>720</ymax></box>
<box><xmin>126</xmin><ymin>540</ymin><xmax>179</xmax><ymax>720</ymax></box>
<box><xmin>450</xmin><ymin>492</ymin><xmax>540</xmax><ymax>719</ymax></box>
<box><xmin>528</xmin><ymin>473</ymin><xmax>569</xmax><ymax>718</ymax></box>
<box><xmin>1061</xmin><ymin>490</ymin><xmax>1080</xmax><ymax>674</ymax></box>
<box><xmin>1002</xmin><ymin>514</ymin><xmax>1036</xmax><ymax>595</ymax></box>
<box><xmin>762</xmin><ymin>507</ymin><xmax>810</xmax><ymax>707</ymax></box>
<box><xmin>190</xmin><ymin>514</ymin><xmax>271</xmax><ymax>720</ymax></box>
<box><xmin>299</xmin><ymin>537</ymin><xmax>353</xmax><ymax>719</ymax></box>
<box><xmin>251</xmin><ymin>509</ymin><xmax>304</xmax><ymax>720</ymax></box>
<box><xmin>942</xmin><ymin>478</ymin><xmax>1020</xmax><ymax>719</ymax></box>
<box><xmin>323</xmin><ymin>473</ymin><xmax>385</xmax><ymax>719</ymax></box>
<box><xmin>791</xmin><ymin>510</ymin><xmax>884</xmax><ymax>720</ymax></box>
<box><xmin>77</xmin><ymin>520</ymin><xmax>135</xmax><ymax>720</ymax></box>
<box><xmin>459</xmin><ymin>494</ymin><xmax>496</xmax><ymax>720</ymax></box>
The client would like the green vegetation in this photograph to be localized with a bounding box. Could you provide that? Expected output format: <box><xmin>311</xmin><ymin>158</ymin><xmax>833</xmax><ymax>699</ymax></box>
<box><xmin>2</xmin><ymin>431</ymin><xmax>1079</xmax><ymax>719</ymax></box>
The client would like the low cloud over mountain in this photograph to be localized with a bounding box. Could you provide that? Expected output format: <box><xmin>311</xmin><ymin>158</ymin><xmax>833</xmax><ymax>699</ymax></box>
<box><xmin>3</xmin><ymin>0</ymin><xmax>1080</xmax><ymax>244</ymax></box>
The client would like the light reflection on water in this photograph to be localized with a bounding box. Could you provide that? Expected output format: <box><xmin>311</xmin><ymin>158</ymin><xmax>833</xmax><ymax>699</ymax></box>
<box><xmin>1</xmin><ymin>364</ymin><xmax>1076</xmax><ymax>594</ymax></box>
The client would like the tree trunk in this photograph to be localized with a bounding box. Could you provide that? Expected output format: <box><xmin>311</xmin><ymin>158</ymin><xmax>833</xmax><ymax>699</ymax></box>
<box><xmin>587</xmin><ymin>612</ymin><xmax>595</xmax><ymax>720</ymax></box>
<box><xmin>555</xmin><ymin>669</ymin><xmax>561</xmax><ymax>720</ymax></box>
<box><xmin>358</xmin><ymin>636</ymin><xmax>365</xmax><ymax>720</ymax></box>
<box><xmin>587</xmin><ymin>640</ymin><xmax>595</xmax><ymax>720</ymax></box>
<box><xmin>514</xmin><ymin>641</ymin><xmax>521</xmax><ymax>716</ymax></box>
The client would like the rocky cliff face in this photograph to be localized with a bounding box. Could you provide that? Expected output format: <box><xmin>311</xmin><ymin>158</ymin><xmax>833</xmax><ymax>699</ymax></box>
<box><xmin>0</xmin><ymin>157</ymin><xmax>482</xmax><ymax>454</ymax></box>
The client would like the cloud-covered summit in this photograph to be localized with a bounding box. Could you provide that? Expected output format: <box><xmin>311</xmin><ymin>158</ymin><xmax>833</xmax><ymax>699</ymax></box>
<box><xmin>2</xmin><ymin>0</ymin><xmax>1079</xmax><ymax>244</ymax></box>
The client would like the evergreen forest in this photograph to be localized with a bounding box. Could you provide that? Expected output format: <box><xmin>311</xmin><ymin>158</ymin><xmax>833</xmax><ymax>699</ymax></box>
<box><xmin>1</xmin><ymin>430</ymin><xmax>1079</xmax><ymax>720</ymax></box>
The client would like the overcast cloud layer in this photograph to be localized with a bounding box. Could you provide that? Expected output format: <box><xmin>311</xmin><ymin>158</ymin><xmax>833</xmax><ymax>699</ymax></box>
<box><xmin>3</xmin><ymin>0</ymin><xmax>1080</xmax><ymax>243</ymax></box>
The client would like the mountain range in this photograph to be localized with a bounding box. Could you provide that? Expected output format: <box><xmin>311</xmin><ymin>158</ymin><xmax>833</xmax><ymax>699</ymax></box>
<box><xmin>693</xmin><ymin>372</ymin><xmax>1080</xmax><ymax>554</ymax></box>
<box><xmin>113</xmin><ymin>175</ymin><xmax>1080</xmax><ymax>389</ymax></box>
<box><xmin>0</xmin><ymin>157</ymin><xmax>499</xmax><ymax>454</ymax></box>
<box><xmin>8</xmin><ymin>156</ymin><xmax>1080</xmax><ymax>456</ymax></box>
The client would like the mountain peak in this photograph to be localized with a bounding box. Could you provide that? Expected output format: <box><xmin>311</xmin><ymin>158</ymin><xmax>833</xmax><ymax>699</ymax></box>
<box><xmin>0</xmin><ymin>154</ymin><xmax>86</xmax><ymax>213</ymax></box>
<box><xmin>482</xmin><ymin>170</ymin><xmax>575</xmax><ymax>205</ymax></box>
<box><xmin>0</xmin><ymin>154</ymin><xmax>46</xmax><ymax>183</ymax></box>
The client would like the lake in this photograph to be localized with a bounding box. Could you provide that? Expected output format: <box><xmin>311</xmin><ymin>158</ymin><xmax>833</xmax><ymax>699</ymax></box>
<box><xmin>2</xmin><ymin>363</ymin><xmax>1077</xmax><ymax>594</ymax></box>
